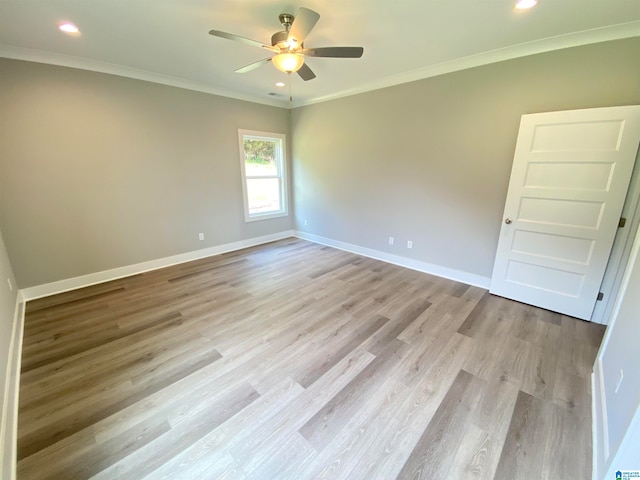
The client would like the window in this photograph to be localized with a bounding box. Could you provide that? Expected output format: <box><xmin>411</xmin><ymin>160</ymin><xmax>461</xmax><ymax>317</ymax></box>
<box><xmin>238</xmin><ymin>129</ymin><xmax>288</xmax><ymax>222</ymax></box>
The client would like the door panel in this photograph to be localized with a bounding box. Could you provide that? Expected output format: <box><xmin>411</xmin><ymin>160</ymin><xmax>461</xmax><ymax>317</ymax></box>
<box><xmin>510</xmin><ymin>230</ymin><xmax>594</xmax><ymax>264</ymax></box>
<box><xmin>523</xmin><ymin>162</ymin><xmax>614</xmax><ymax>190</ymax></box>
<box><xmin>531</xmin><ymin>120</ymin><xmax>624</xmax><ymax>151</ymax></box>
<box><xmin>517</xmin><ymin>197</ymin><xmax>604</xmax><ymax>228</ymax></box>
<box><xmin>490</xmin><ymin>106</ymin><xmax>640</xmax><ymax>320</ymax></box>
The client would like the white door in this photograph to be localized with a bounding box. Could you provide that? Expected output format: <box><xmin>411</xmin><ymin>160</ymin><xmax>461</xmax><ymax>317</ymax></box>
<box><xmin>490</xmin><ymin>106</ymin><xmax>640</xmax><ymax>320</ymax></box>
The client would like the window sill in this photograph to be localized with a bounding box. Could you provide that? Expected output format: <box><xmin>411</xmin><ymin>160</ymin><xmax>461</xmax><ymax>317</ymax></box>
<box><xmin>244</xmin><ymin>211</ymin><xmax>289</xmax><ymax>223</ymax></box>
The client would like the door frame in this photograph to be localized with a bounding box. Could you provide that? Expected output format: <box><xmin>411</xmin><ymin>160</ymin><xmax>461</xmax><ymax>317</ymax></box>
<box><xmin>592</xmin><ymin>145</ymin><xmax>640</xmax><ymax>325</ymax></box>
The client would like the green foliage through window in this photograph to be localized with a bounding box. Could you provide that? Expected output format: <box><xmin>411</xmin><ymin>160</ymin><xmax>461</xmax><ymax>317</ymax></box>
<box><xmin>244</xmin><ymin>139</ymin><xmax>275</xmax><ymax>166</ymax></box>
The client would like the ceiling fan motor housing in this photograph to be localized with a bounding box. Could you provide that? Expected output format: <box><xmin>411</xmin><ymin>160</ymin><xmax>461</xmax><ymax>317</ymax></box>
<box><xmin>271</xmin><ymin>30</ymin><xmax>290</xmax><ymax>49</ymax></box>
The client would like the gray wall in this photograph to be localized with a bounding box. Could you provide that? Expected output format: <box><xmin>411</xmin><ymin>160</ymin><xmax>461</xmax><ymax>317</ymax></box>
<box><xmin>291</xmin><ymin>37</ymin><xmax>640</xmax><ymax>280</ymax></box>
<box><xmin>0</xmin><ymin>226</ymin><xmax>18</xmax><ymax>479</ymax></box>
<box><xmin>0</xmin><ymin>59</ymin><xmax>292</xmax><ymax>287</ymax></box>
<box><xmin>2</xmin><ymin>39</ymin><xmax>640</xmax><ymax>288</ymax></box>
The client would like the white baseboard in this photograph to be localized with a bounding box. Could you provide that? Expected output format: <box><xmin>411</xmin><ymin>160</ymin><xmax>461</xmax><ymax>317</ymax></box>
<box><xmin>294</xmin><ymin>231</ymin><xmax>491</xmax><ymax>289</ymax></box>
<box><xmin>592</xmin><ymin>371</ymin><xmax>599</xmax><ymax>480</ymax></box>
<box><xmin>20</xmin><ymin>231</ymin><xmax>295</xmax><ymax>301</ymax></box>
<box><xmin>592</xmin><ymin>356</ymin><xmax>609</xmax><ymax>480</ymax></box>
<box><xmin>1</xmin><ymin>292</ymin><xmax>25</xmax><ymax>480</ymax></box>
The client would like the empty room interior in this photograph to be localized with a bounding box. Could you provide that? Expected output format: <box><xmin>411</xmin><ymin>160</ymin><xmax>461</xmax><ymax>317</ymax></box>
<box><xmin>1</xmin><ymin>1</ymin><xmax>640</xmax><ymax>479</ymax></box>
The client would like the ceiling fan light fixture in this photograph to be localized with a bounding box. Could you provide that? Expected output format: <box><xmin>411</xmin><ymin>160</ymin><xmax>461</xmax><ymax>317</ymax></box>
<box><xmin>272</xmin><ymin>53</ymin><xmax>304</xmax><ymax>73</ymax></box>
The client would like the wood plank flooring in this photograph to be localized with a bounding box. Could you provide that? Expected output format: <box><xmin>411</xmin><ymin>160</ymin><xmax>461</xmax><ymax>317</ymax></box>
<box><xmin>17</xmin><ymin>238</ymin><xmax>606</xmax><ymax>479</ymax></box>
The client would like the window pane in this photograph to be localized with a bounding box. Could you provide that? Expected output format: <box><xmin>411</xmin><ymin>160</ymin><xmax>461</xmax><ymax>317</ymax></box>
<box><xmin>243</xmin><ymin>139</ymin><xmax>278</xmax><ymax>177</ymax></box>
<box><xmin>247</xmin><ymin>178</ymin><xmax>281</xmax><ymax>214</ymax></box>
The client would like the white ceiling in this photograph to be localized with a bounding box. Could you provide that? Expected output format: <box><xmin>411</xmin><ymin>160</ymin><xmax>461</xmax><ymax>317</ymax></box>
<box><xmin>1</xmin><ymin>1</ymin><xmax>639</xmax><ymax>108</ymax></box>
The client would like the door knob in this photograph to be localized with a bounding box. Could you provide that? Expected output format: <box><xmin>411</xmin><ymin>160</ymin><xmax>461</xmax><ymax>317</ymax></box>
<box><xmin>505</xmin><ymin>218</ymin><xmax>512</xmax><ymax>224</ymax></box>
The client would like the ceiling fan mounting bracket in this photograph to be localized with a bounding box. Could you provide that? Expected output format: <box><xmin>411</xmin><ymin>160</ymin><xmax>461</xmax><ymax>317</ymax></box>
<box><xmin>278</xmin><ymin>13</ymin><xmax>295</xmax><ymax>30</ymax></box>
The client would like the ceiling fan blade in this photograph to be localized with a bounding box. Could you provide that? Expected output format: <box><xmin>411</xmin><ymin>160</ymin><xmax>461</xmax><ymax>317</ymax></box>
<box><xmin>297</xmin><ymin>63</ymin><xmax>316</xmax><ymax>81</ymax></box>
<box><xmin>235</xmin><ymin>58</ymin><xmax>271</xmax><ymax>73</ymax></box>
<box><xmin>209</xmin><ymin>30</ymin><xmax>278</xmax><ymax>52</ymax></box>
<box><xmin>303</xmin><ymin>47</ymin><xmax>364</xmax><ymax>58</ymax></box>
<box><xmin>288</xmin><ymin>7</ymin><xmax>320</xmax><ymax>47</ymax></box>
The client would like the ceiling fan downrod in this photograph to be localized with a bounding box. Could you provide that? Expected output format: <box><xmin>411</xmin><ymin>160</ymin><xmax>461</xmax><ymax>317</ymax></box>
<box><xmin>272</xmin><ymin>13</ymin><xmax>295</xmax><ymax>50</ymax></box>
<box><xmin>279</xmin><ymin>13</ymin><xmax>294</xmax><ymax>30</ymax></box>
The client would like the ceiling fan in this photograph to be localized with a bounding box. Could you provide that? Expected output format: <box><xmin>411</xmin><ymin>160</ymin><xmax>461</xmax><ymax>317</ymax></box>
<box><xmin>208</xmin><ymin>7</ymin><xmax>364</xmax><ymax>81</ymax></box>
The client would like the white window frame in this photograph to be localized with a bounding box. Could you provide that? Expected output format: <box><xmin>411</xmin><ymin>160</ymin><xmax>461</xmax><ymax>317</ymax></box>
<box><xmin>238</xmin><ymin>129</ymin><xmax>288</xmax><ymax>222</ymax></box>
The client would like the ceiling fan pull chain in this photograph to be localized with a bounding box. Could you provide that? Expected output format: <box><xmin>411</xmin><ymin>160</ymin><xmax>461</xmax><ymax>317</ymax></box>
<box><xmin>289</xmin><ymin>73</ymin><xmax>293</xmax><ymax>103</ymax></box>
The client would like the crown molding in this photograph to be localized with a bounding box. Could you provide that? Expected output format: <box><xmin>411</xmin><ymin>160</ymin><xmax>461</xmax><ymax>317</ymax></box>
<box><xmin>1</xmin><ymin>21</ymin><xmax>639</xmax><ymax>110</ymax></box>
<box><xmin>295</xmin><ymin>21</ymin><xmax>640</xmax><ymax>108</ymax></box>
<box><xmin>0</xmin><ymin>45</ymin><xmax>288</xmax><ymax>109</ymax></box>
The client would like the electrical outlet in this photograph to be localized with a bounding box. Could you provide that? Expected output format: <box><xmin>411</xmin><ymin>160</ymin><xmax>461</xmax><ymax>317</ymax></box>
<box><xmin>407</xmin><ymin>240</ymin><xmax>413</xmax><ymax>249</ymax></box>
<box><xmin>388</xmin><ymin>236</ymin><xmax>394</xmax><ymax>246</ymax></box>
<box><xmin>7</xmin><ymin>278</ymin><xmax>13</xmax><ymax>292</ymax></box>
<box><xmin>304</xmin><ymin>219</ymin><xmax>308</xmax><ymax>226</ymax></box>
<box><xmin>198</xmin><ymin>233</ymin><xmax>205</xmax><ymax>241</ymax></box>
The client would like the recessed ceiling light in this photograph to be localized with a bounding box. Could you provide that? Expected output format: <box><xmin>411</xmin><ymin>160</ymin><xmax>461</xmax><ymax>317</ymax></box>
<box><xmin>59</xmin><ymin>22</ymin><xmax>80</xmax><ymax>34</ymax></box>
<box><xmin>515</xmin><ymin>0</ymin><xmax>538</xmax><ymax>9</ymax></box>
<box><xmin>275</xmin><ymin>82</ymin><xmax>286</xmax><ymax>87</ymax></box>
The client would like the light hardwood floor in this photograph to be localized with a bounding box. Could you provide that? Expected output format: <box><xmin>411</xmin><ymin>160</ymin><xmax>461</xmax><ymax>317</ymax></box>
<box><xmin>17</xmin><ymin>238</ymin><xmax>605</xmax><ymax>479</ymax></box>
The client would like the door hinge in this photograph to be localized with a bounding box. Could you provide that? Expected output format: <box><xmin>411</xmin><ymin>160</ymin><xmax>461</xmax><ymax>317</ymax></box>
<box><xmin>597</xmin><ymin>292</ymin><xmax>604</xmax><ymax>301</ymax></box>
<box><xmin>619</xmin><ymin>217</ymin><xmax>627</xmax><ymax>228</ymax></box>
